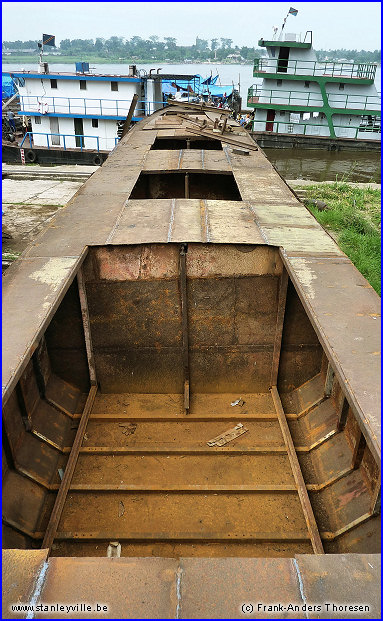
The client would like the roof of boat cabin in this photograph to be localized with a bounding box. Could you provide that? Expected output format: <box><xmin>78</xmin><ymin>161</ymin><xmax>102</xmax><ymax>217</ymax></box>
<box><xmin>2</xmin><ymin>104</ymin><xmax>380</xmax><ymax>463</ymax></box>
<box><xmin>8</xmin><ymin>71</ymin><xmax>200</xmax><ymax>82</ymax></box>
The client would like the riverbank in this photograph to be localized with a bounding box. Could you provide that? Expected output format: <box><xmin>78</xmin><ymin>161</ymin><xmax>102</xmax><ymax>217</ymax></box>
<box><xmin>3</xmin><ymin>56</ymin><xmax>254</xmax><ymax>65</ymax></box>
<box><xmin>296</xmin><ymin>182</ymin><xmax>381</xmax><ymax>295</ymax></box>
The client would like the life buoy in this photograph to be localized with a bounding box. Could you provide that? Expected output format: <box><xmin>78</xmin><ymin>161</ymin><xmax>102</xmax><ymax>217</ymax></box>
<box><xmin>37</xmin><ymin>100</ymin><xmax>49</xmax><ymax>114</ymax></box>
<box><xmin>26</xmin><ymin>150</ymin><xmax>37</xmax><ymax>163</ymax></box>
<box><xmin>92</xmin><ymin>154</ymin><xmax>103</xmax><ymax>166</ymax></box>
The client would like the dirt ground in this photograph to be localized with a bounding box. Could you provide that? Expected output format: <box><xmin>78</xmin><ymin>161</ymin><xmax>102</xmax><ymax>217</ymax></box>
<box><xmin>2</xmin><ymin>175</ymin><xmax>86</xmax><ymax>258</ymax></box>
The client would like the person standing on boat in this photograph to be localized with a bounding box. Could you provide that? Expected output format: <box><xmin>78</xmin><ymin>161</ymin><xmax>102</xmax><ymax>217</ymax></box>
<box><xmin>7</xmin><ymin>110</ymin><xmax>16</xmax><ymax>133</ymax></box>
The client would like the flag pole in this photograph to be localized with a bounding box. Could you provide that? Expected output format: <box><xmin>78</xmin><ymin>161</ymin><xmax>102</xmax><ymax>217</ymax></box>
<box><xmin>279</xmin><ymin>11</ymin><xmax>290</xmax><ymax>40</ymax></box>
<box><xmin>39</xmin><ymin>37</ymin><xmax>44</xmax><ymax>66</ymax></box>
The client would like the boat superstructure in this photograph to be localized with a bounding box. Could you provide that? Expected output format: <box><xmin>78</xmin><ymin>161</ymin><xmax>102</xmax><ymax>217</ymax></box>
<box><xmin>2</xmin><ymin>105</ymin><xmax>380</xmax><ymax>617</ymax></box>
<box><xmin>248</xmin><ymin>30</ymin><xmax>381</xmax><ymax>141</ymax></box>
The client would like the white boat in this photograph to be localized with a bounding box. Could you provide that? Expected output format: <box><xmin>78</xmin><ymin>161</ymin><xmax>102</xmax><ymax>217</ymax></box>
<box><xmin>248</xmin><ymin>29</ymin><xmax>380</xmax><ymax>141</ymax></box>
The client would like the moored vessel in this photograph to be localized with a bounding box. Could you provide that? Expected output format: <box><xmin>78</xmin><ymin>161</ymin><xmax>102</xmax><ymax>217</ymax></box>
<box><xmin>2</xmin><ymin>104</ymin><xmax>380</xmax><ymax>617</ymax></box>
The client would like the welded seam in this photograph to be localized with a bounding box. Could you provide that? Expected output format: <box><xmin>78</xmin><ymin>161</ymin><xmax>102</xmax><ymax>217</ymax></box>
<box><xmin>26</xmin><ymin>561</ymin><xmax>49</xmax><ymax>619</ymax></box>
<box><xmin>105</xmin><ymin>197</ymin><xmax>130</xmax><ymax>244</ymax></box>
<box><xmin>292</xmin><ymin>558</ymin><xmax>309</xmax><ymax>619</ymax></box>
<box><xmin>176</xmin><ymin>564</ymin><xmax>184</xmax><ymax>619</ymax></box>
<box><xmin>223</xmin><ymin>145</ymin><xmax>232</xmax><ymax>166</ymax></box>
<box><xmin>247</xmin><ymin>204</ymin><xmax>269</xmax><ymax>243</ymax></box>
<box><xmin>204</xmin><ymin>199</ymin><xmax>211</xmax><ymax>242</ymax></box>
<box><xmin>168</xmin><ymin>198</ymin><xmax>176</xmax><ymax>242</ymax></box>
<box><xmin>178</xmin><ymin>149</ymin><xmax>183</xmax><ymax>169</ymax></box>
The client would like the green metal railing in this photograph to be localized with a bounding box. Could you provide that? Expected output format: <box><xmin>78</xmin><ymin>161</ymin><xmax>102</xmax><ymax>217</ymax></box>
<box><xmin>247</xmin><ymin>85</ymin><xmax>381</xmax><ymax>112</ymax></box>
<box><xmin>251</xmin><ymin>118</ymin><xmax>381</xmax><ymax>140</ymax></box>
<box><xmin>253</xmin><ymin>58</ymin><xmax>377</xmax><ymax>80</ymax></box>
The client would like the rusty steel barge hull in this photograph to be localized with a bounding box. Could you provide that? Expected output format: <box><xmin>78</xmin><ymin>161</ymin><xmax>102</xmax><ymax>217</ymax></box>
<box><xmin>2</xmin><ymin>105</ymin><xmax>380</xmax><ymax>618</ymax></box>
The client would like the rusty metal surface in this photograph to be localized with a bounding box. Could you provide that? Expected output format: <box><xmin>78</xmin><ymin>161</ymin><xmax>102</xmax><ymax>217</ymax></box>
<box><xmin>36</xmin><ymin>557</ymin><xmax>179</xmax><ymax>619</ymax></box>
<box><xmin>2</xmin><ymin>549</ymin><xmax>48</xmax><ymax>619</ymax></box>
<box><xmin>283</xmin><ymin>255</ymin><xmax>381</xmax><ymax>464</ymax></box>
<box><xmin>2</xmin><ymin>255</ymin><xmax>83</xmax><ymax>405</ymax></box>
<box><xmin>3</xmin><ymin>107</ymin><xmax>379</xmax><ymax>457</ymax></box>
<box><xmin>178</xmin><ymin>557</ymin><xmax>305</xmax><ymax>619</ymax></box>
<box><xmin>2</xmin><ymin>106</ymin><xmax>380</xmax><ymax>610</ymax></box>
<box><xmin>295</xmin><ymin>553</ymin><xmax>380</xmax><ymax>619</ymax></box>
<box><xmin>2</xmin><ymin>552</ymin><xmax>380</xmax><ymax>619</ymax></box>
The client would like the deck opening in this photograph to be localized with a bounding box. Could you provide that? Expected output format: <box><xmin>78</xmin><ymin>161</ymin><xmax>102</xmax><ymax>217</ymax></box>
<box><xmin>151</xmin><ymin>138</ymin><xmax>223</xmax><ymax>150</ymax></box>
<box><xmin>129</xmin><ymin>172</ymin><xmax>241</xmax><ymax>200</ymax></box>
<box><xmin>2</xmin><ymin>244</ymin><xmax>380</xmax><ymax>559</ymax></box>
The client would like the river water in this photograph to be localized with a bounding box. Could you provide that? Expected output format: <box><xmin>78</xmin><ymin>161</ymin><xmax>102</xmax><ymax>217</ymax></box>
<box><xmin>3</xmin><ymin>62</ymin><xmax>381</xmax><ymax>183</ymax></box>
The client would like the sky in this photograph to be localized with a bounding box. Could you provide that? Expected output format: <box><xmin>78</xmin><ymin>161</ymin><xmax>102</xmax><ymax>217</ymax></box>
<box><xmin>2</xmin><ymin>1</ymin><xmax>381</xmax><ymax>50</ymax></box>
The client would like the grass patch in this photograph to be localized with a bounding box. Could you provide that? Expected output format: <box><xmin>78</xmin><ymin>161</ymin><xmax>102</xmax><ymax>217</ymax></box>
<box><xmin>301</xmin><ymin>182</ymin><xmax>381</xmax><ymax>295</ymax></box>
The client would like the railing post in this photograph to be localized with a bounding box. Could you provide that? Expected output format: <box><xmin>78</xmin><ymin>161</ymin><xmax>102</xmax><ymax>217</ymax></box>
<box><xmin>97</xmin><ymin>136</ymin><xmax>99</xmax><ymax>152</ymax></box>
<box><xmin>63</xmin><ymin>134</ymin><xmax>66</xmax><ymax>150</ymax></box>
<box><xmin>47</xmin><ymin>133</ymin><xmax>50</xmax><ymax>149</ymax></box>
<box><xmin>29</xmin><ymin>133</ymin><xmax>32</xmax><ymax>148</ymax></box>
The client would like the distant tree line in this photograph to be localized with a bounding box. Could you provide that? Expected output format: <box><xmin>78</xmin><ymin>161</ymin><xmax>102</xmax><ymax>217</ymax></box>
<box><xmin>316</xmin><ymin>48</ymin><xmax>380</xmax><ymax>64</ymax></box>
<box><xmin>2</xmin><ymin>36</ymin><xmax>264</xmax><ymax>62</ymax></box>
<box><xmin>2</xmin><ymin>38</ymin><xmax>381</xmax><ymax>64</ymax></box>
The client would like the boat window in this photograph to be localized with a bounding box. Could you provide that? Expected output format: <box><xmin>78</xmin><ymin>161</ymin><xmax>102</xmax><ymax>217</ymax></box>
<box><xmin>80</xmin><ymin>80</ymin><xmax>87</xmax><ymax>90</ymax></box>
<box><xmin>111</xmin><ymin>81</ymin><xmax>118</xmax><ymax>91</ymax></box>
<box><xmin>304</xmin><ymin>81</ymin><xmax>310</xmax><ymax>88</ymax></box>
<box><xmin>50</xmin><ymin>79</ymin><xmax>57</xmax><ymax>89</ymax></box>
<box><xmin>92</xmin><ymin>119</ymin><xmax>99</xmax><ymax>128</ymax></box>
<box><xmin>339</xmin><ymin>83</ymin><xmax>345</xmax><ymax>90</ymax></box>
<box><xmin>34</xmin><ymin>116</ymin><xmax>41</xmax><ymax>124</ymax></box>
<box><xmin>277</xmin><ymin>80</ymin><xmax>282</xmax><ymax>86</ymax></box>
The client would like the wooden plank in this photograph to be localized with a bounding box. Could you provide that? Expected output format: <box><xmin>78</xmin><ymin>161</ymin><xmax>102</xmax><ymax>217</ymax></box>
<box><xmin>179</xmin><ymin>245</ymin><xmax>190</xmax><ymax>414</ymax></box>
<box><xmin>170</xmin><ymin>100</ymin><xmax>230</xmax><ymax>114</ymax></box>
<box><xmin>77</xmin><ymin>268</ymin><xmax>97</xmax><ymax>386</ymax></box>
<box><xmin>120</xmin><ymin>93</ymin><xmax>139</xmax><ymax>138</ymax></box>
<box><xmin>41</xmin><ymin>385</ymin><xmax>98</xmax><ymax>552</ymax></box>
<box><xmin>270</xmin><ymin>385</ymin><xmax>324</xmax><ymax>554</ymax></box>
<box><xmin>185</xmin><ymin>126</ymin><xmax>258</xmax><ymax>151</ymax></box>
<box><xmin>270</xmin><ymin>269</ymin><xmax>289</xmax><ymax>386</ymax></box>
